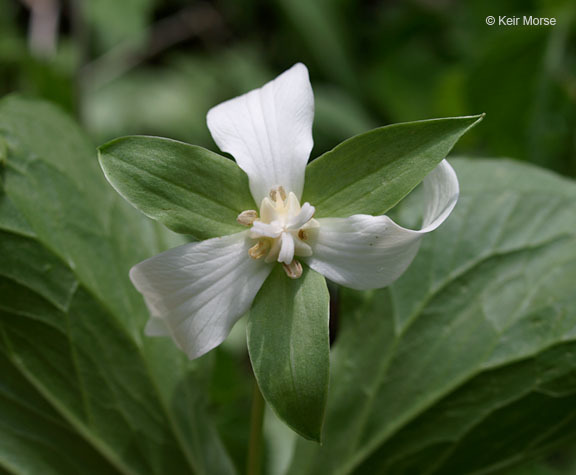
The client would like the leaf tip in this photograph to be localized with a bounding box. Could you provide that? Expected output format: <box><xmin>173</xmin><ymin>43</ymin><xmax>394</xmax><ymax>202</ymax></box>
<box><xmin>472</xmin><ymin>112</ymin><xmax>486</xmax><ymax>125</ymax></box>
<box><xmin>291</xmin><ymin>423</ymin><xmax>323</xmax><ymax>444</ymax></box>
<box><xmin>459</xmin><ymin>113</ymin><xmax>485</xmax><ymax>134</ymax></box>
<box><xmin>310</xmin><ymin>431</ymin><xmax>323</xmax><ymax>445</ymax></box>
<box><xmin>96</xmin><ymin>139</ymin><xmax>117</xmax><ymax>170</ymax></box>
<box><xmin>97</xmin><ymin>136</ymin><xmax>126</xmax><ymax>159</ymax></box>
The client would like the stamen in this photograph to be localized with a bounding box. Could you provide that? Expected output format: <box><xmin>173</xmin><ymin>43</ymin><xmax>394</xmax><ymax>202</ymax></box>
<box><xmin>250</xmin><ymin>187</ymin><xmax>318</xmax><ymax>269</ymax></box>
<box><xmin>237</xmin><ymin>210</ymin><xmax>258</xmax><ymax>226</ymax></box>
<box><xmin>269</xmin><ymin>186</ymin><xmax>287</xmax><ymax>202</ymax></box>
<box><xmin>282</xmin><ymin>260</ymin><xmax>303</xmax><ymax>279</ymax></box>
<box><xmin>248</xmin><ymin>240</ymin><xmax>270</xmax><ymax>259</ymax></box>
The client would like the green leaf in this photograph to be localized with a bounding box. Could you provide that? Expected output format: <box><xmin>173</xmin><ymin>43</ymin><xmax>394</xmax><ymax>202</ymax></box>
<box><xmin>287</xmin><ymin>159</ymin><xmax>576</xmax><ymax>474</ymax></box>
<box><xmin>0</xmin><ymin>96</ymin><xmax>236</xmax><ymax>474</ymax></box>
<box><xmin>0</xmin><ymin>351</ymin><xmax>119</xmax><ymax>475</ymax></box>
<box><xmin>247</xmin><ymin>266</ymin><xmax>330</xmax><ymax>442</ymax></box>
<box><xmin>98</xmin><ymin>135</ymin><xmax>255</xmax><ymax>240</ymax></box>
<box><xmin>303</xmin><ymin>115</ymin><xmax>483</xmax><ymax>218</ymax></box>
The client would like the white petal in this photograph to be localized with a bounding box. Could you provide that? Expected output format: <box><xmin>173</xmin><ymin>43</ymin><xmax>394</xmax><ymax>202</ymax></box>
<box><xmin>141</xmin><ymin>294</ymin><xmax>172</xmax><ymax>336</ymax></box>
<box><xmin>294</xmin><ymin>239</ymin><xmax>313</xmax><ymax>257</ymax></box>
<box><xmin>421</xmin><ymin>159</ymin><xmax>459</xmax><ymax>228</ymax></box>
<box><xmin>145</xmin><ymin>316</ymin><xmax>170</xmax><ymax>336</ymax></box>
<box><xmin>306</xmin><ymin>160</ymin><xmax>459</xmax><ymax>290</ymax></box>
<box><xmin>131</xmin><ymin>231</ymin><xmax>272</xmax><ymax>359</ymax></box>
<box><xmin>207</xmin><ymin>63</ymin><xmax>314</xmax><ymax>203</ymax></box>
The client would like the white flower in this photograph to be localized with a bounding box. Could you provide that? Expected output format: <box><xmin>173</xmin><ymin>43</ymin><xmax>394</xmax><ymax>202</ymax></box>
<box><xmin>130</xmin><ymin>63</ymin><xmax>459</xmax><ymax>359</ymax></box>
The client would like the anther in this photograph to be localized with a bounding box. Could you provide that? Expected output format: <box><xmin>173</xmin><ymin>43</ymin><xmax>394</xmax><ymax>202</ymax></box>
<box><xmin>298</xmin><ymin>229</ymin><xmax>308</xmax><ymax>241</ymax></box>
<box><xmin>237</xmin><ymin>210</ymin><xmax>258</xmax><ymax>226</ymax></box>
<box><xmin>282</xmin><ymin>259</ymin><xmax>303</xmax><ymax>279</ymax></box>
<box><xmin>248</xmin><ymin>240</ymin><xmax>270</xmax><ymax>259</ymax></box>
<box><xmin>269</xmin><ymin>186</ymin><xmax>287</xmax><ymax>202</ymax></box>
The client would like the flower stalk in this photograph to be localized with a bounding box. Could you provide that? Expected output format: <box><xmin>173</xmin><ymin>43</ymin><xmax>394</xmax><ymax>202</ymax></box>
<box><xmin>247</xmin><ymin>377</ymin><xmax>265</xmax><ymax>475</ymax></box>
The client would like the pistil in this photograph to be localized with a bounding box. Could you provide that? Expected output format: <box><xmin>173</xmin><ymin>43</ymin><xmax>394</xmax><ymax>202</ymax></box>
<box><xmin>237</xmin><ymin>186</ymin><xmax>319</xmax><ymax>279</ymax></box>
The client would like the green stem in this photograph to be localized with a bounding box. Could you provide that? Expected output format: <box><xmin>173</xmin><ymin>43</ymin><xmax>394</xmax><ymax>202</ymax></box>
<box><xmin>247</xmin><ymin>378</ymin><xmax>265</xmax><ymax>475</ymax></box>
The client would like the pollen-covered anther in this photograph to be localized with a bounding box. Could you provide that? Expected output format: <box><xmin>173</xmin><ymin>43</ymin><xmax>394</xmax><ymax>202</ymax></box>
<box><xmin>282</xmin><ymin>259</ymin><xmax>303</xmax><ymax>279</ymax></box>
<box><xmin>237</xmin><ymin>210</ymin><xmax>258</xmax><ymax>226</ymax></box>
<box><xmin>298</xmin><ymin>229</ymin><xmax>308</xmax><ymax>241</ymax></box>
<box><xmin>270</xmin><ymin>185</ymin><xmax>287</xmax><ymax>202</ymax></box>
<box><xmin>248</xmin><ymin>240</ymin><xmax>270</xmax><ymax>259</ymax></box>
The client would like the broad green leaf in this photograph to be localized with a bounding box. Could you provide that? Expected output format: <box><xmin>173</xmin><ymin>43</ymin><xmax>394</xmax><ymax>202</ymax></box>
<box><xmin>303</xmin><ymin>115</ymin><xmax>483</xmax><ymax>218</ymax></box>
<box><xmin>0</xmin><ymin>96</ymin><xmax>236</xmax><ymax>474</ymax></box>
<box><xmin>287</xmin><ymin>159</ymin><xmax>576</xmax><ymax>474</ymax></box>
<box><xmin>247</xmin><ymin>266</ymin><xmax>330</xmax><ymax>442</ymax></box>
<box><xmin>0</xmin><ymin>351</ymin><xmax>118</xmax><ymax>475</ymax></box>
<box><xmin>98</xmin><ymin>135</ymin><xmax>255</xmax><ymax>240</ymax></box>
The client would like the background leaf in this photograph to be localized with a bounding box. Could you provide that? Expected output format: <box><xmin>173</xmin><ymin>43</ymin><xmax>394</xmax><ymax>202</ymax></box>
<box><xmin>303</xmin><ymin>115</ymin><xmax>483</xmax><ymax>218</ymax></box>
<box><xmin>83</xmin><ymin>0</ymin><xmax>155</xmax><ymax>51</ymax></box>
<box><xmin>273</xmin><ymin>0</ymin><xmax>356</xmax><ymax>91</ymax></box>
<box><xmin>0</xmin><ymin>96</ymin><xmax>236</xmax><ymax>475</ymax></box>
<box><xmin>98</xmin><ymin>135</ymin><xmax>254</xmax><ymax>240</ymax></box>
<box><xmin>247</xmin><ymin>266</ymin><xmax>330</xmax><ymax>442</ymax></box>
<box><xmin>287</xmin><ymin>158</ymin><xmax>576</xmax><ymax>474</ymax></box>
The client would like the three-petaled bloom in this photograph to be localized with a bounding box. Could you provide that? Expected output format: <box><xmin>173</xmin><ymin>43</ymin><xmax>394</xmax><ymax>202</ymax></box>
<box><xmin>131</xmin><ymin>63</ymin><xmax>459</xmax><ymax>359</ymax></box>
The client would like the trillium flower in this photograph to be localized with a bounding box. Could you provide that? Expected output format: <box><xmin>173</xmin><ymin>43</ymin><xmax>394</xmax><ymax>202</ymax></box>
<box><xmin>130</xmin><ymin>63</ymin><xmax>459</xmax><ymax>359</ymax></box>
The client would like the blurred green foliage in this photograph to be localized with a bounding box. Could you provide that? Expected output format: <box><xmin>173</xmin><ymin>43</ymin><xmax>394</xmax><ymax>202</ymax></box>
<box><xmin>1</xmin><ymin>0</ymin><xmax>574</xmax><ymax>175</ymax></box>
<box><xmin>1</xmin><ymin>0</ymin><xmax>576</xmax><ymax>473</ymax></box>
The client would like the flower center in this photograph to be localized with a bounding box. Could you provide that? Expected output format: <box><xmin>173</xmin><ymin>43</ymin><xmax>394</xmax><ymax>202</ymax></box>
<box><xmin>237</xmin><ymin>186</ymin><xmax>319</xmax><ymax>279</ymax></box>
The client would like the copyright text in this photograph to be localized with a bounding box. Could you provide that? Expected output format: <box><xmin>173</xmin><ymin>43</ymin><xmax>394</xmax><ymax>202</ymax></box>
<box><xmin>485</xmin><ymin>15</ymin><xmax>557</xmax><ymax>26</ymax></box>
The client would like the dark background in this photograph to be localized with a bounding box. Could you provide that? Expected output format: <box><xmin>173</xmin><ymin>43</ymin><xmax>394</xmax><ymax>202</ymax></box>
<box><xmin>1</xmin><ymin>0</ymin><xmax>574</xmax><ymax>176</ymax></box>
<box><xmin>2</xmin><ymin>1</ymin><xmax>576</xmax><ymax>473</ymax></box>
